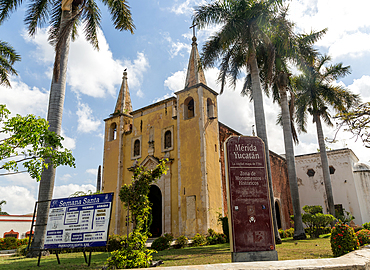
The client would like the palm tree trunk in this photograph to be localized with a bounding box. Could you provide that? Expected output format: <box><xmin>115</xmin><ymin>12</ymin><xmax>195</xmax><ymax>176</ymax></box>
<box><xmin>29</xmin><ymin>10</ymin><xmax>72</xmax><ymax>255</ymax></box>
<box><xmin>279</xmin><ymin>87</ymin><xmax>306</xmax><ymax>239</ymax></box>
<box><xmin>250</xmin><ymin>53</ymin><xmax>282</xmax><ymax>244</ymax></box>
<box><xmin>315</xmin><ymin>114</ymin><xmax>335</xmax><ymax>217</ymax></box>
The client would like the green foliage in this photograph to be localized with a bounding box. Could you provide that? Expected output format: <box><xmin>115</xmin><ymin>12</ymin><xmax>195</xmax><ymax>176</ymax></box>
<box><xmin>331</xmin><ymin>221</ymin><xmax>359</xmax><ymax>257</ymax></box>
<box><xmin>106</xmin><ymin>232</ymin><xmax>156</xmax><ymax>269</ymax></box>
<box><xmin>191</xmin><ymin>233</ymin><xmax>207</xmax><ymax>247</ymax></box>
<box><xmin>107</xmin><ymin>234</ymin><xmax>126</xmax><ymax>252</ymax></box>
<box><xmin>0</xmin><ymin>105</ymin><xmax>75</xmax><ymax>181</ymax></box>
<box><xmin>356</xmin><ymin>229</ymin><xmax>370</xmax><ymax>246</ymax></box>
<box><xmin>278</xmin><ymin>229</ymin><xmax>287</xmax><ymax>238</ymax></box>
<box><xmin>217</xmin><ymin>213</ymin><xmax>229</xmax><ymax>241</ymax></box>
<box><xmin>69</xmin><ymin>190</ymin><xmax>101</xmax><ymax>197</ymax></box>
<box><xmin>0</xmin><ymin>200</ymin><xmax>8</xmax><ymax>215</ymax></box>
<box><xmin>175</xmin><ymin>235</ymin><xmax>188</xmax><ymax>249</ymax></box>
<box><xmin>335</xmin><ymin>208</ymin><xmax>355</xmax><ymax>225</ymax></box>
<box><xmin>106</xmin><ymin>160</ymin><xmax>167</xmax><ymax>268</ymax></box>
<box><xmin>285</xmin><ymin>228</ymin><xmax>294</xmax><ymax>238</ymax></box>
<box><xmin>0</xmin><ymin>41</ymin><xmax>21</xmax><ymax>87</ymax></box>
<box><xmin>363</xmin><ymin>222</ymin><xmax>370</xmax><ymax>230</ymax></box>
<box><xmin>0</xmin><ymin>237</ymin><xmax>27</xmax><ymax>250</ymax></box>
<box><xmin>301</xmin><ymin>205</ymin><xmax>336</xmax><ymax>238</ymax></box>
<box><xmin>151</xmin><ymin>236</ymin><xmax>171</xmax><ymax>251</ymax></box>
<box><xmin>206</xmin><ymin>229</ymin><xmax>227</xmax><ymax>245</ymax></box>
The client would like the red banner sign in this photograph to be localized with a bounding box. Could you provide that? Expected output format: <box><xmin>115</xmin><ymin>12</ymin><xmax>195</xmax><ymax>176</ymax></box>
<box><xmin>225</xmin><ymin>136</ymin><xmax>275</xmax><ymax>253</ymax></box>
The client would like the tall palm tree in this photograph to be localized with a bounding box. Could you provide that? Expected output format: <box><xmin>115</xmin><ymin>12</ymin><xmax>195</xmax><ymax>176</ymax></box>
<box><xmin>193</xmin><ymin>0</ymin><xmax>283</xmax><ymax>244</ymax></box>
<box><xmin>294</xmin><ymin>55</ymin><xmax>359</xmax><ymax>217</ymax></box>
<box><xmin>0</xmin><ymin>40</ymin><xmax>20</xmax><ymax>87</ymax></box>
<box><xmin>257</xmin><ymin>8</ymin><xmax>326</xmax><ymax>240</ymax></box>
<box><xmin>0</xmin><ymin>0</ymin><xmax>134</xmax><ymax>253</ymax></box>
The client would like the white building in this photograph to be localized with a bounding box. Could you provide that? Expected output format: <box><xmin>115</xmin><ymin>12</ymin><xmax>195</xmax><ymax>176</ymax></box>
<box><xmin>0</xmin><ymin>214</ymin><xmax>35</xmax><ymax>239</ymax></box>
<box><xmin>295</xmin><ymin>148</ymin><xmax>370</xmax><ymax>225</ymax></box>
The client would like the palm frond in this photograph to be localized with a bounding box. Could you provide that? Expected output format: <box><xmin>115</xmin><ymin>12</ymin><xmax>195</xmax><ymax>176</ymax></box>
<box><xmin>0</xmin><ymin>0</ymin><xmax>22</xmax><ymax>23</ymax></box>
<box><xmin>101</xmin><ymin>0</ymin><xmax>134</xmax><ymax>33</ymax></box>
<box><xmin>24</xmin><ymin>0</ymin><xmax>50</xmax><ymax>36</ymax></box>
<box><xmin>81</xmin><ymin>0</ymin><xmax>101</xmax><ymax>50</ymax></box>
<box><xmin>0</xmin><ymin>40</ymin><xmax>21</xmax><ymax>87</ymax></box>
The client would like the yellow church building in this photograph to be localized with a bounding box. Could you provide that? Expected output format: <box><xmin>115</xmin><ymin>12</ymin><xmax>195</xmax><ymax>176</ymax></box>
<box><xmin>102</xmin><ymin>36</ymin><xmax>224</xmax><ymax>237</ymax></box>
<box><xmin>101</xmin><ymin>35</ymin><xmax>294</xmax><ymax>238</ymax></box>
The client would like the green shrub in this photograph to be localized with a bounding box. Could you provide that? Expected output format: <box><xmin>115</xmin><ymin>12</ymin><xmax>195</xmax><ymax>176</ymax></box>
<box><xmin>175</xmin><ymin>235</ymin><xmax>188</xmax><ymax>249</ymax></box>
<box><xmin>151</xmin><ymin>236</ymin><xmax>171</xmax><ymax>251</ymax></box>
<box><xmin>217</xmin><ymin>214</ymin><xmax>229</xmax><ymax>241</ymax></box>
<box><xmin>331</xmin><ymin>221</ymin><xmax>359</xmax><ymax>257</ymax></box>
<box><xmin>107</xmin><ymin>234</ymin><xmax>126</xmax><ymax>252</ymax></box>
<box><xmin>302</xmin><ymin>205</ymin><xmax>336</xmax><ymax>238</ymax></box>
<box><xmin>363</xmin><ymin>222</ymin><xmax>370</xmax><ymax>230</ymax></box>
<box><xmin>206</xmin><ymin>229</ymin><xmax>227</xmax><ymax>245</ymax></box>
<box><xmin>163</xmin><ymin>233</ymin><xmax>174</xmax><ymax>243</ymax></box>
<box><xmin>285</xmin><ymin>228</ymin><xmax>294</xmax><ymax>238</ymax></box>
<box><xmin>106</xmin><ymin>232</ymin><xmax>155</xmax><ymax>269</ymax></box>
<box><xmin>191</xmin><ymin>233</ymin><xmax>207</xmax><ymax>246</ymax></box>
<box><xmin>356</xmin><ymin>229</ymin><xmax>370</xmax><ymax>246</ymax></box>
<box><xmin>278</xmin><ymin>229</ymin><xmax>287</xmax><ymax>238</ymax></box>
<box><xmin>0</xmin><ymin>237</ymin><xmax>24</xmax><ymax>250</ymax></box>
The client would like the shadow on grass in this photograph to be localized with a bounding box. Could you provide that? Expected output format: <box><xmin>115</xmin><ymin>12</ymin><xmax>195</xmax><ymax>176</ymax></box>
<box><xmin>0</xmin><ymin>252</ymin><xmax>110</xmax><ymax>270</ymax></box>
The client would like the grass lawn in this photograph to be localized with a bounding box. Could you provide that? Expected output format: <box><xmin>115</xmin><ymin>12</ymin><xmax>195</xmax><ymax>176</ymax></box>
<box><xmin>0</xmin><ymin>236</ymin><xmax>333</xmax><ymax>269</ymax></box>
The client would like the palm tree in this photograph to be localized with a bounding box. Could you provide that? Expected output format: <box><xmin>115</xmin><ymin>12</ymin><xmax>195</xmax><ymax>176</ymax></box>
<box><xmin>257</xmin><ymin>8</ymin><xmax>326</xmax><ymax>240</ymax></box>
<box><xmin>1</xmin><ymin>0</ymin><xmax>134</xmax><ymax>253</ymax></box>
<box><xmin>193</xmin><ymin>0</ymin><xmax>283</xmax><ymax>244</ymax></box>
<box><xmin>294</xmin><ymin>55</ymin><xmax>359</xmax><ymax>217</ymax></box>
<box><xmin>0</xmin><ymin>40</ymin><xmax>20</xmax><ymax>87</ymax></box>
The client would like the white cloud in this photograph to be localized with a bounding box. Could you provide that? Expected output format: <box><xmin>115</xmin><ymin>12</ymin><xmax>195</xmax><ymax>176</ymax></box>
<box><xmin>23</xmin><ymin>28</ymin><xmax>54</xmax><ymax>64</ymax></box>
<box><xmin>0</xmin><ymin>186</ymin><xmax>36</xmax><ymax>215</ymax></box>
<box><xmin>53</xmin><ymin>184</ymin><xmax>96</xmax><ymax>199</ymax></box>
<box><xmin>0</xmin><ymin>77</ymin><xmax>48</xmax><ymax>117</ymax></box>
<box><xmin>164</xmin><ymin>69</ymin><xmax>186</xmax><ymax>92</ymax></box>
<box><xmin>61</xmin><ymin>129</ymin><xmax>76</xmax><ymax>150</ymax></box>
<box><xmin>288</xmin><ymin>0</ymin><xmax>370</xmax><ymax>58</ymax></box>
<box><xmin>86</xmin><ymin>168</ymin><xmax>98</xmax><ymax>176</ymax></box>
<box><xmin>67</xmin><ymin>30</ymin><xmax>123</xmax><ymax>98</ymax></box>
<box><xmin>59</xmin><ymin>174</ymin><xmax>72</xmax><ymax>182</ymax></box>
<box><xmin>76</xmin><ymin>102</ymin><xmax>101</xmax><ymax>133</ymax></box>
<box><xmin>123</xmin><ymin>52</ymin><xmax>150</xmax><ymax>98</ymax></box>
<box><xmin>348</xmin><ymin>75</ymin><xmax>370</xmax><ymax>100</ymax></box>
<box><xmin>169</xmin><ymin>0</ymin><xmax>199</xmax><ymax>15</ymax></box>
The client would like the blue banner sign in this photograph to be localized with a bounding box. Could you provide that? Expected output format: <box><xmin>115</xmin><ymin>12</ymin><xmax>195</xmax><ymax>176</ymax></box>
<box><xmin>44</xmin><ymin>193</ymin><xmax>113</xmax><ymax>249</ymax></box>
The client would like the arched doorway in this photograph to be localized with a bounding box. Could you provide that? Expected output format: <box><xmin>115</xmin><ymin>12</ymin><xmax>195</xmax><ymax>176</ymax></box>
<box><xmin>149</xmin><ymin>185</ymin><xmax>162</xmax><ymax>237</ymax></box>
<box><xmin>275</xmin><ymin>201</ymin><xmax>282</xmax><ymax>229</ymax></box>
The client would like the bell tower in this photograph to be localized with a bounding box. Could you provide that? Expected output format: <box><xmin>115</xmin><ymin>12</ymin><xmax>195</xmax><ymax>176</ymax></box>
<box><xmin>175</xmin><ymin>33</ymin><xmax>223</xmax><ymax>235</ymax></box>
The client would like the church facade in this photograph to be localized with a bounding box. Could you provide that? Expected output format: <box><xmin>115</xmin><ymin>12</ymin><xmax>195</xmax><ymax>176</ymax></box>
<box><xmin>101</xmin><ymin>37</ymin><xmax>293</xmax><ymax>237</ymax></box>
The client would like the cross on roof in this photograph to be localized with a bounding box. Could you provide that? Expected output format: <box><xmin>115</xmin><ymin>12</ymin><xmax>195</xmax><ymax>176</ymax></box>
<box><xmin>190</xmin><ymin>24</ymin><xmax>197</xmax><ymax>38</ymax></box>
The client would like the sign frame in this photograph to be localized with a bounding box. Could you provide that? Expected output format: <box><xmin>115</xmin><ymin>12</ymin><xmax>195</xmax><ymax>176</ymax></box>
<box><xmin>44</xmin><ymin>192</ymin><xmax>114</xmax><ymax>250</ymax></box>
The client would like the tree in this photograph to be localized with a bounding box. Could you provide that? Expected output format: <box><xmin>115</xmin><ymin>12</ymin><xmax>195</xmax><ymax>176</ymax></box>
<box><xmin>193</xmin><ymin>0</ymin><xmax>283</xmax><ymax>244</ymax></box>
<box><xmin>0</xmin><ymin>200</ymin><xmax>8</xmax><ymax>215</ymax></box>
<box><xmin>1</xmin><ymin>0</ymin><xmax>134</xmax><ymax>253</ymax></box>
<box><xmin>294</xmin><ymin>55</ymin><xmax>359</xmax><ymax>217</ymax></box>
<box><xmin>301</xmin><ymin>205</ymin><xmax>335</xmax><ymax>238</ymax></box>
<box><xmin>257</xmin><ymin>7</ymin><xmax>326</xmax><ymax>240</ymax></box>
<box><xmin>0</xmin><ymin>104</ymin><xmax>75</xmax><ymax>180</ymax></box>
<box><xmin>106</xmin><ymin>160</ymin><xmax>168</xmax><ymax>269</ymax></box>
<box><xmin>0</xmin><ymin>40</ymin><xmax>20</xmax><ymax>87</ymax></box>
<box><xmin>333</xmin><ymin>102</ymin><xmax>370</xmax><ymax>148</ymax></box>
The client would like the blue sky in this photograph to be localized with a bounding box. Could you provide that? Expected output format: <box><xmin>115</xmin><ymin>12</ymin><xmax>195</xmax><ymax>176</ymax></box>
<box><xmin>1</xmin><ymin>0</ymin><xmax>370</xmax><ymax>214</ymax></box>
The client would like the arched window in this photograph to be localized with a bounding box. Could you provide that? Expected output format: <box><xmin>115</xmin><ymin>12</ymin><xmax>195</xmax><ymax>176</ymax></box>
<box><xmin>164</xmin><ymin>130</ymin><xmax>172</xmax><ymax>149</ymax></box>
<box><xmin>207</xmin><ymin>98</ymin><xmax>215</xmax><ymax>119</ymax></box>
<box><xmin>108</xmin><ymin>123</ymin><xmax>117</xmax><ymax>141</ymax></box>
<box><xmin>134</xmin><ymin>139</ymin><xmax>140</xmax><ymax>157</ymax></box>
<box><xmin>184</xmin><ymin>97</ymin><xmax>195</xmax><ymax>120</ymax></box>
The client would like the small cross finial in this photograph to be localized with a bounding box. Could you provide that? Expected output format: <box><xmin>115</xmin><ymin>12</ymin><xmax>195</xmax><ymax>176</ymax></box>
<box><xmin>190</xmin><ymin>24</ymin><xmax>197</xmax><ymax>44</ymax></box>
